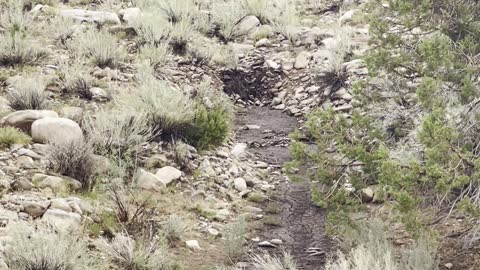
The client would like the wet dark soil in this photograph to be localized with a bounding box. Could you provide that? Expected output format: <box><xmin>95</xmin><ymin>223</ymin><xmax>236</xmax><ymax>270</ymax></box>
<box><xmin>235</xmin><ymin>106</ymin><xmax>330</xmax><ymax>269</ymax></box>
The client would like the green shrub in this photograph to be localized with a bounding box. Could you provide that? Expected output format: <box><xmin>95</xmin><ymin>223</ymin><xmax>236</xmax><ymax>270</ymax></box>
<box><xmin>292</xmin><ymin>0</ymin><xmax>480</xmax><ymax>234</ymax></box>
<box><xmin>0</xmin><ymin>127</ymin><xmax>31</xmax><ymax>148</ymax></box>
<box><xmin>186</xmin><ymin>102</ymin><xmax>232</xmax><ymax>151</ymax></box>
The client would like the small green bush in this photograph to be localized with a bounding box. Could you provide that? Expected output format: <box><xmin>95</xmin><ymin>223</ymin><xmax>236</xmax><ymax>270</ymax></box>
<box><xmin>0</xmin><ymin>127</ymin><xmax>31</xmax><ymax>148</ymax></box>
<box><xmin>186</xmin><ymin>103</ymin><xmax>232</xmax><ymax>151</ymax></box>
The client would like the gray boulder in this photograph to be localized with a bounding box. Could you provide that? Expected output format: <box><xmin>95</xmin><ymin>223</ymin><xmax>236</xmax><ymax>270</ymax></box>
<box><xmin>234</xmin><ymin>16</ymin><xmax>260</xmax><ymax>36</ymax></box>
<box><xmin>60</xmin><ymin>9</ymin><xmax>121</xmax><ymax>25</ymax></box>
<box><xmin>0</xmin><ymin>110</ymin><xmax>58</xmax><ymax>131</ymax></box>
<box><xmin>31</xmin><ymin>117</ymin><xmax>83</xmax><ymax>144</ymax></box>
<box><xmin>155</xmin><ymin>166</ymin><xmax>182</xmax><ymax>185</ymax></box>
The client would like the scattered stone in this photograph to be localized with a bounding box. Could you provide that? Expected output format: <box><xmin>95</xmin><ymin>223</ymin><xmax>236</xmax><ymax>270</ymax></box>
<box><xmin>12</xmin><ymin>178</ymin><xmax>33</xmax><ymax>191</ymax></box>
<box><xmin>294</xmin><ymin>51</ymin><xmax>311</xmax><ymax>69</ymax></box>
<box><xmin>445</xmin><ymin>263</ymin><xmax>453</xmax><ymax>269</ymax></box>
<box><xmin>340</xmin><ymin>9</ymin><xmax>356</xmax><ymax>23</ymax></box>
<box><xmin>155</xmin><ymin>166</ymin><xmax>182</xmax><ymax>185</ymax></box>
<box><xmin>31</xmin><ymin>117</ymin><xmax>83</xmax><ymax>144</ymax></box>
<box><xmin>234</xmin><ymin>16</ymin><xmax>260</xmax><ymax>36</ymax></box>
<box><xmin>245</xmin><ymin>124</ymin><xmax>261</xmax><ymax>130</ymax></box>
<box><xmin>49</xmin><ymin>199</ymin><xmax>72</xmax><ymax>212</ymax></box>
<box><xmin>16</xmin><ymin>148</ymin><xmax>42</xmax><ymax>159</ymax></box>
<box><xmin>22</xmin><ymin>202</ymin><xmax>47</xmax><ymax>218</ymax></box>
<box><xmin>16</xmin><ymin>156</ymin><xmax>35</xmax><ymax>169</ymax></box>
<box><xmin>0</xmin><ymin>110</ymin><xmax>58</xmax><ymax>131</ymax></box>
<box><xmin>186</xmin><ymin>240</ymin><xmax>201</xmax><ymax>251</ymax></box>
<box><xmin>271</xmin><ymin>239</ymin><xmax>283</xmax><ymax>245</ymax></box>
<box><xmin>215</xmin><ymin>209</ymin><xmax>230</xmax><ymax>221</ymax></box>
<box><xmin>207</xmin><ymin>228</ymin><xmax>220</xmax><ymax>237</ymax></box>
<box><xmin>90</xmin><ymin>87</ymin><xmax>109</xmax><ymax>101</ymax></box>
<box><xmin>231</xmin><ymin>143</ymin><xmax>247</xmax><ymax>158</ymax></box>
<box><xmin>234</xmin><ymin>178</ymin><xmax>247</xmax><ymax>192</ymax></box>
<box><xmin>360</xmin><ymin>187</ymin><xmax>374</xmax><ymax>203</ymax></box>
<box><xmin>258</xmin><ymin>241</ymin><xmax>276</xmax><ymax>248</ymax></box>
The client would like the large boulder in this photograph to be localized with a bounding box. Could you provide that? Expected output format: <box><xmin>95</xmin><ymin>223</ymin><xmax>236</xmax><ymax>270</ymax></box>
<box><xmin>118</xmin><ymin>7</ymin><xmax>142</xmax><ymax>26</ymax></box>
<box><xmin>59</xmin><ymin>9</ymin><xmax>121</xmax><ymax>25</ymax></box>
<box><xmin>0</xmin><ymin>110</ymin><xmax>58</xmax><ymax>131</ymax></box>
<box><xmin>234</xmin><ymin>16</ymin><xmax>260</xmax><ymax>36</ymax></box>
<box><xmin>33</xmin><ymin>175</ymin><xmax>82</xmax><ymax>193</ymax></box>
<box><xmin>31</xmin><ymin>117</ymin><xmax>83</xmax><ymax>144</ymax></box>
<box><xmin>42</xmin><ymin>209</ymin><xmax>82</xmax><ymax>230</ymax></box>
<box><xmin>136</xmin><ymin>169</ymin><xmax>165</xmax><ymax>192</ymax></box>
<box><xmin>22</xmin><ymin>202</ymin><xmax>47</xmax><ymax>218</ymax></box>
<box><xmin>155</xmin><ymin>166</ymin><xmax>182</xmax><ymax>186</ymax></box>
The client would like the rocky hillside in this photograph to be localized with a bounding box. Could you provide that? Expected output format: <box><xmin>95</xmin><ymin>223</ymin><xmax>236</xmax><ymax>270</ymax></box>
<box><xmin>0</xmin><ymin>0</ymin><xmax>478</xmax><ymax>269</ymax></box>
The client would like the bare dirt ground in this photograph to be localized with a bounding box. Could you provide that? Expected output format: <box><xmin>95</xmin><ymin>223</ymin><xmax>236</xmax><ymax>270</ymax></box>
<box><xmin>235</xmin><ymin>106</ymin><xmax>330</xmax><ymax>269</ymax></box>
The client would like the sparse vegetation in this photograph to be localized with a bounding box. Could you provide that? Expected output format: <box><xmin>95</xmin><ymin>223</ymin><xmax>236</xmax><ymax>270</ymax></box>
<box><xmin>47</xmin><ymin>139</ymin><xmax>96</xmax><ymax>190</ymax></box>
<box><xmin>138</xmin><ymin>43</ymin><xmax>171</xmax><ymax>69</ymax></box>
<box><xmin>109</xmin><ymin>185</ymin><xmax>155</xmax><ymax>233</ymax></box>
<box><xmin>83</xmin><ymin>109</ymin><xmax>153</xmax><ymax>161</ymax></box>
<box><xmin>223</xmin><ymin>217</ymin><xmax>247</xmax><ymax>263</ymax></box>
<box><xmin>325</xmin><ymin>221</ymin><xmax>436</xmax><ymax>270</ymax></box>
<box><xmin>59</xmin><ymin>61</ymin><xmax>95</xmax><ymax>98</ymax></box>
<box><xmin>212</xmin><ymin>1</ymin><xmax>244</xmax><ymax>43</ymax></box>
<box><xmin>160</xmin><ymin>214</ymin><xmax>190</xmax><ymax>245</ymax></box>
<box><xmin>251</xmin><ymin>251</ymin><xmax>298</xmax><ymax>270</ymax></box>
<box><xmin>125</xmin><ymin>77</ymin><xmax>195</xmax><ymax>138</ymax></box>
<box><xmin>4</xmin><ymin>224</ymin><xmax>90</xmax><ymax>270</ymax></box>
<box><xmin>76</xmin><ymin>29</ymin><xmax>126</xmax><ymax>68</ymax></box>
<box><xmin>0</xmin><ymin>34</ymin><xmax>49</xmax><ymax>67</ymax></box>
<box><xmin>0</xmin><ymin>127</ymin><xmax>31</xmax><ymax>148</ymax></box>
<box><xmin>6</xmin><ymin>74</ymin><xmax>48</xmax><ymax>110</ymax></box>
<box><xmin>102</xmin><ymin>232</ymin><xmax>178</xmax><ymax>270</ymax></box>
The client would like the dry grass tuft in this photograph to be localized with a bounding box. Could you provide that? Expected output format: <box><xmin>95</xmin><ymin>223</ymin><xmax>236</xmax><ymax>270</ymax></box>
<box><xmin>251</xmin><ymin>251</ymin><xmax>298</xmax><ymax>270</ymax></box>
<box><xmin>47</xmin><ymin>139</ymin><xmax>95</xmax><ymax>190</ymax></box>
<box><xmin>76</xmin><ymin>29</ymin><xmax>126</xmax><ymax>68</ymax></box>
<box><xmin>6</xmin><ymin>74</ymin><xmax>48</xmax><ymax>110</ymax></box>
<box><xmin>4</xmin><ymin>224</ymin><xmax>90</xmax><ymax>270</ymax></box>
<box><xmin>0</xmin><ymin>34</ymin><xmax>49</xmax><ymax>67</ymax></box>
<box><xmin>102</xmin><ymin>232</ymin><xmax>177</xmax><ymax>270</ymax></box>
